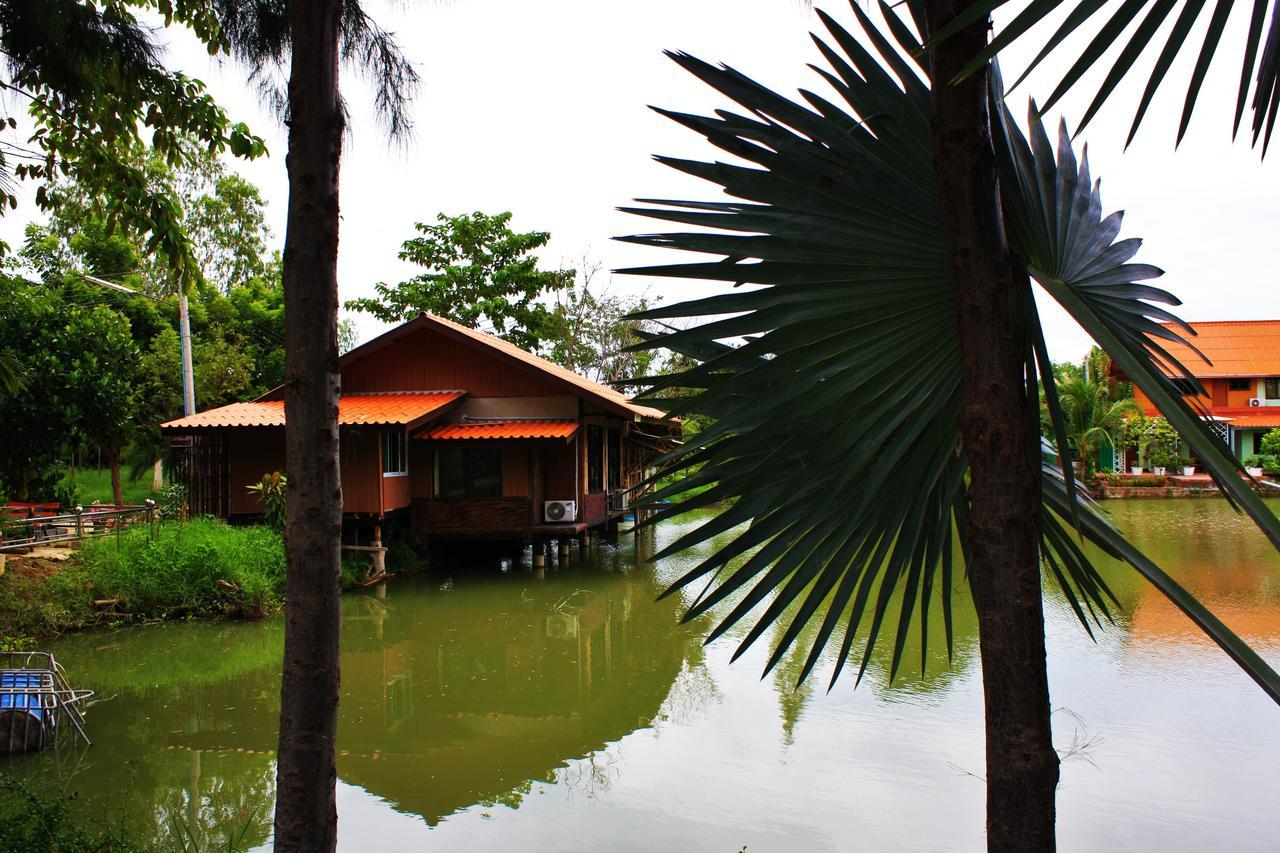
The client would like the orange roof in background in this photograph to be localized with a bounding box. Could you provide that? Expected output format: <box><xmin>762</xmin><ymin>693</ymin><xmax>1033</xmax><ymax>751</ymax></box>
<box><xmin>422</xmin><ymin>420</ymin><xmax>579</xmax><ymax>441</ymax></box>
<box><xmin>1215</xmin><ymin>411</ymin><xmax>1280</xmax><ymax>429</ymax></box>
<box><xmin>162</xmin><ymin>391</ymin><xmax>464</xmax><ymax>430</ymax></box>
<box><xmin>413</xmin><ymin>313</ymin><xmax>668</xmax><ymax>420</ymax></box>
<box><xmin>1151</xmin><ymin>320</ymin><xmax>1280</xmax><ymax>378</ymax></box>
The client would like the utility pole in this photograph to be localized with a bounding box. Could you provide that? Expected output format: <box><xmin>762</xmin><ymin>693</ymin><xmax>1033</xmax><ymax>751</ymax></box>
<box><xmin>81</xmin><ymin>272</ymin><xmax>195</xmax><ymax>416</ymax></box>
<box><xmin>177</xmin><ymin>289</ymin><xmax>196</xmax><ymax>417</ymax></box>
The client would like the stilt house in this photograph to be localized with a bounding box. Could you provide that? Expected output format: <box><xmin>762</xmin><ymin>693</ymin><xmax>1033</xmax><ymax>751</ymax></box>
<box><xmin>161</xmin><ymin>313</ymin><xmax>679</xmax><ymax>541</ymax></box>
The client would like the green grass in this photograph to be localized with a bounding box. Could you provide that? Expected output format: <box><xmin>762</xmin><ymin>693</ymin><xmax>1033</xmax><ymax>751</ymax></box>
<box><xmin>59</xmin><ymin>468</ymin><xmax>157</xmax><ymax>506</ymax></box>
<box><xmin>77</xmin><ymin>519</ymin><xmax>285</xmax><ymax>619</ymax></box>
<box><xmin>1</xmin><ymin>517</ymin><xmax>429</xmax><ymax>647</ymax></box>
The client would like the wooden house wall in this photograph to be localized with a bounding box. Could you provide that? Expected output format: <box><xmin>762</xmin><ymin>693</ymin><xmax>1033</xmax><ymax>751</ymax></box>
<box><xmin>381</xmin><ymin>473</ymin><xmax>411</xmax><ymax>513</ymax></box>
<box><xmin>341</xmin><ymin>326</ymin><xmax>566</xmax><ymax>397</ymax></box>
<box><xmin>544</xmin><ymin>439</ymin><xmax>577</xmax><ymax>502</ymax></box>
<box><xmin>341</xmin><ymin>430</ymin><xmax>381</xmax><ymax>515</ymax></box>
<box><xmin>227</xmin><ymin>428</ymin><xmax>286</xmax><ymax>515</ymax></box>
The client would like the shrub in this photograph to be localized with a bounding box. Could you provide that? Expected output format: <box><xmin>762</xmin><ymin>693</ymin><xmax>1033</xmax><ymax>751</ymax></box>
<box><xmin>77</xmin><ymin>519</ymin><xmax>284</xmax><ymax>619</ymax></box>
<box><xmin>1260</xmin><ymin>428</ymin><xmax>1280</xmax><ymax>458</ymax></box>
<box><xmin>0</xmin><ymin>775</ymin><xmax>133</xmax><ymax>852</ymax></box>
<box><xmin>246</xmin><ymin>472</ymin><xmax>286</xmax><ymax>531</ymax></box>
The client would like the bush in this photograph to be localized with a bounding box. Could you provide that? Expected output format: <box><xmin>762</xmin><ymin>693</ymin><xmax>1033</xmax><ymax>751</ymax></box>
<box><xmin>0</xmin><ymin>775</ymin><xmax>134</xmax><ymax>852</ymax></box>
<box><xmin>1260</xmin><ymin>428</ymin><xmax>1280</xmax><ymax>458</ymax></box>
<box><xmin>77</xmin><ymin>519</ymin><xmax>284</xmax><ymax>619</ymax></box>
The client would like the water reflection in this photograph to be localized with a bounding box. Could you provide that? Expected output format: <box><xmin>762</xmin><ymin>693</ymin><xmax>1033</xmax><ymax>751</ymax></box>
<box><xmin>0</xmin><ymin>502</ymin><xmax>1277</xmax><ymax>851</ymax></box>
<box><xmin>2</xmin><ymin>553</ymin><xmax>704</xmax><ymax>847</ymax></box>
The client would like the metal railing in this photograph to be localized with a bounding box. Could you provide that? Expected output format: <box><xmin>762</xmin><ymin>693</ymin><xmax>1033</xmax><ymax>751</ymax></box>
<box><xmin>0</xmin><ymin>501</ymin><xmax>157</xmax><ymax>553</ymax></box>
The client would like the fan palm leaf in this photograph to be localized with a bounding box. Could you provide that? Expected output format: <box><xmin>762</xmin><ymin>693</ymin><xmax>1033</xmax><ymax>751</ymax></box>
<box><xmin>620</xmin><ymin>0</ymin><xmax>1280</xmax><ymax>701</ymax></box>
<box><xmin>929</xmin><ymin>0</ymin><xmax>1280</xmax><ymax>151</ymax></box>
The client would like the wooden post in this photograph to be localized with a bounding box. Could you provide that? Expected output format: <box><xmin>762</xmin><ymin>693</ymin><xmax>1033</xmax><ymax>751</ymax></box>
<box><xmin>74</xmin><ymin>505</ymin><xmax>83</xmax><ymax>540</ymax></box>
<box><xmin>372</xmin><ymin>524</ymin><xmax>385</xmax><ymax>576</ymax></box>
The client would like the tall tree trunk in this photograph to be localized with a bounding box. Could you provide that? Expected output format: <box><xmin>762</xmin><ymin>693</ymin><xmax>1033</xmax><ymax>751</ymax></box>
<box><xmin>107</xmin><ymin>442</ymin><xmax>123</xmax><ymax>507</ymax></box>
<box><xmin>273</xmin><ymin>2</ymin><xmax>345</xmax><ymax>851</ymax></box>
<box><xmin>152</xmin><ymin>458</ymin><xmax>164</xmax><ymax>493</ymax></box>
<box><xmin>921</xmin><ymin>4</ymin><xmax>1060</xmax><ymax>852</ymax></box>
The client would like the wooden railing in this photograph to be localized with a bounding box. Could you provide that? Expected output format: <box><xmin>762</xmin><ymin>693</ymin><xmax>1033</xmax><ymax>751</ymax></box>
<box><xmin>0</xmin><ymin>502</ymin><xmax>157</xmax><ymax>552</ymax></box>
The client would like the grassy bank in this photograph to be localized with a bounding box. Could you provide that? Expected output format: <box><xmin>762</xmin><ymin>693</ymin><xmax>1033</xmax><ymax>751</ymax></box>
<box><xmin>0</xmin><ymin>520</ymin><xmax>285</xmax><ymax>648</ymax></box>
<box><xmin>0</xmin><ymin>518</ymin><xmax>427</xmax><ymax>648</ymax></box>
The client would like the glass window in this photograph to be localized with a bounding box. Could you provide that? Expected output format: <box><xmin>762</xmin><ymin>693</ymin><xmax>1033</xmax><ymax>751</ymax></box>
<box><xmin>587</xmin><ymin>425</ymin><xmax>604</xmax><ymax>492</ymax></box>
<box><xmin>1267</xmin><ymin>379</ymin><xmax>1280</xmax><ymax>400</ymax></box>
<box><xmin>1229</xmin><ymin>378</ymin><xmax>1251</xmax><ymax>391</ymax></box>
<box><xmin>436</xmin><ymin>447</ymin><xmax>502</xmax><ymax>499</ymax></box>
<box><xmin>382</xmin><ymin>431</ymin><xmax>407</xmax><ymax>475</ymax></box>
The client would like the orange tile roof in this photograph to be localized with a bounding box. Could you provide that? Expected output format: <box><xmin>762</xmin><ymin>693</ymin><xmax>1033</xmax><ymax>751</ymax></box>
<box><xmin>413</xmin><ymin>313</ymin><xmax>668</xmax><ymax>420</ymax></box>
<box><xmin>162</xmin><ymin>392</ymin><xmax>464</xmax><ymax>430</ymax></box>
<box><xmin>421</xmin><ymin>420</ymin><xmax>580</xmax><ymax>441</ymax></box>
<box><xmin>1215</xmin><ymin>413</ymin><xmax>1280</xmax><ymax>429</ymax></box>
<box><xmin>1151</xmin><ymin>320</ymin><xmax>1280</xmax><ymax>378</ymax></box>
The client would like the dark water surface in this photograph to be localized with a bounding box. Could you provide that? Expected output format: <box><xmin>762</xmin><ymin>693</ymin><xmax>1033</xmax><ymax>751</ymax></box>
<box><xmin>5</xmin><ymin>501</ymin><xmax>1280</xmax><ymax>851</ymax></box>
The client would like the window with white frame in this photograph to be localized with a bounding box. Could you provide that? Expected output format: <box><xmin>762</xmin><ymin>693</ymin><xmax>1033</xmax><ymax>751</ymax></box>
<box><xmin>382</xmin><ymin>431</ymin><xmax>408</xmax><ymax>475</ymax></box>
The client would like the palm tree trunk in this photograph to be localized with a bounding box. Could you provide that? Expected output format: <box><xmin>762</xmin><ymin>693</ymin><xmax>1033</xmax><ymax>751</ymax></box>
<box><xmin>921</xmin><ymin>3</ymin><xmax>1059</xmax><ymax>851</ymax></box>
<box><xmin>273</xmin><ymin>2</ymin><xmax>345</xmax><ymax>850</ymax></box>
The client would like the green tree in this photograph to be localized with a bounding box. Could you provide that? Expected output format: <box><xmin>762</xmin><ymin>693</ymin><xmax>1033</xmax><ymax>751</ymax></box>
<box><xmin>547</xmin><ymin>258</ymin><xmax>659</xmax><ymax>386</ymax></box>
<box><xmin>623</xmin><ymin>5</ymin><xmax>1280</xmax><ymax>850</ymax></box>
<box><xmin>0</xmin><ymin>0</ymin><xmax>266</xmax><ymax>272</ymax></box>
<box><xmin>59</xmin><ymin>307</ymin><xmax>139</xmax><ymax>506</ymax></box>
<box><xmin>345</xmin><ymin>211</ymin><xmax>575</xmax><ymax>352</ymax></box>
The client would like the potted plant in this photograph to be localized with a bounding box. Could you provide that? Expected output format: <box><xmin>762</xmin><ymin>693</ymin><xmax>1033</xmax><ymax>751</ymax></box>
<box><xmin>1178</xmin><ymin>456</ymin><xmax>1196</xmax><ymax>476</ymax></box>
<box><xmin>1243</xmin><ymin>454</ymin><xmax>1264</xmax><ymax>478</ymax></box>
<box><xmin>1122</xmin><ymin>415</ymin><xmax>1148</xmax><ymax>476</ymax></box>
<box><xmin>1147</xmin><ymin>444</ymin><xmax>1174</xmax><ymax>476</ymax></box>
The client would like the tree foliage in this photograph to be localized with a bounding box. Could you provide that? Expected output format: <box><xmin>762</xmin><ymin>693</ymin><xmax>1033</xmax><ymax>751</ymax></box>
<box><xmin>0</xmin><ymin>0</ymin><xmax>267</xmax><ymax>280</ymax></box>
<box><xmin>547</xmin><ymin>258</ymin><xmax>661</xmax><ymax>387</ymax></box>
<box><xmin>345</xmin><ymin>211</ymin><xmax>574</xmax><ymax>352</ymax></box>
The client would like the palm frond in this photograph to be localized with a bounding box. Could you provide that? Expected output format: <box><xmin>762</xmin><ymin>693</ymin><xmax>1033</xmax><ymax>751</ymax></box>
<box><xmin>210</xmin><ymin>0</ymin><xmax>419</xmax><ymax>140</ymax></box>
<box><xmin>929</xmin><ymin>0</ymin><xmax>1280</xmax><ymax>152</ymax></box>
<box><xmin>618</xmin><ymin>0</ymin><xmax>1280</xmax><ymax>701</ymax></box>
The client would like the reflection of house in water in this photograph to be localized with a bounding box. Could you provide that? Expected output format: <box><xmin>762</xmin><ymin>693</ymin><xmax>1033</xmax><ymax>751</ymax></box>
<box><xmin>137</xmin><ymin>573</ymin><xmax>689</xmax><ymax>828</ymax></box>
<box><xmin>1128</xmin><ymin>562</ymin><xmax>1280</xmax><ymax>648</ymax></box>
<box><xmin>335</xmin><ymin>574</ymin><xmax>686</xmax><ymax>824</ymax></box>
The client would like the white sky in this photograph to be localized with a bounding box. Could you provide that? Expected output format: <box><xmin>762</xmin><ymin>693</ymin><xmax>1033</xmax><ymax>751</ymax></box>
<box><xmin>6</xmin><ymin>1</ymin><xmax>1279</xmax><ymax>362</ymax></box>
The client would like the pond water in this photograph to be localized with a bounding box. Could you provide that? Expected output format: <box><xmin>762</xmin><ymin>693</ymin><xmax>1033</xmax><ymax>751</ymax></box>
<box><xmin>4</xmin><ymin>500</ymin><xmax>1280</xmax><ymax>851</ymax></box>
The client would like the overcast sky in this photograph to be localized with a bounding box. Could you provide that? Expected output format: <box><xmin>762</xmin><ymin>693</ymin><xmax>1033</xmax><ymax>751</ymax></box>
<box><xmin>9</xmin><ymin>1</ymin><xmax>1279</xmax><ymax>362</ymax></box>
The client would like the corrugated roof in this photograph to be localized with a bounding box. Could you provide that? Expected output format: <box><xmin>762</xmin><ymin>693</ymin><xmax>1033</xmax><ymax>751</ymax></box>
<box><xmin>1152</xmin><ymin>320</ymin><xmax>1280</xmax><ymax>378</ymax></box>
<box><xmin>162</xmin><ymin>392</ymin><xmax>464</xmax><ymax>430</ymax></box>
<box><xmin>422</xmin><ymin>420</ymin><xmax>580</xmax><ymax>441</ymax></box>
<box><xmin>414</xmin><ymin>313</ymin><xmax>668</xmax><ymax>420</ymax></box>
<box><xmin>1218</xmin><ymin>413</ymin><xmax>1280</xmax><ymax>429</ymax></box>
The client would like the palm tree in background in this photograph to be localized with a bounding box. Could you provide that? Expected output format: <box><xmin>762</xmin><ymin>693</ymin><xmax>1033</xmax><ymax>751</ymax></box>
<box><xmin>207</xmin><ymin>2</ymin><xmax>417</xmax><ymax>848</ymax></box>
<box><xmin>622</xmin><ymin>3</ymin><xmax>1280</xmax><ymax>850</ymax></box>
<box><xmin>1052</xmin><ymin>376</ymin><xmax>1139</xmax><ymax>479</ymax></box>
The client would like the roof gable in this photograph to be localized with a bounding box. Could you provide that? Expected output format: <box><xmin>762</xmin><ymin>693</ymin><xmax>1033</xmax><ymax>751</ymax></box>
<box><xmin>322</xmin><ymin>313</ymin><xmax>666</xmax><ymax>420</ymax></box>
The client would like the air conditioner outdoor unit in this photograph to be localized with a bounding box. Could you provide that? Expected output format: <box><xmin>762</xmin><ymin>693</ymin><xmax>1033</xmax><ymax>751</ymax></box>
<box><xmin>544</xmin><ymin>500</ymin><xmax>577</xmax><ymax>523</ymax></box>
<box><xmin>1250</xmin><ymin>397</ymin><xmax>1263</xmax><ymax>407</ymax></box>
